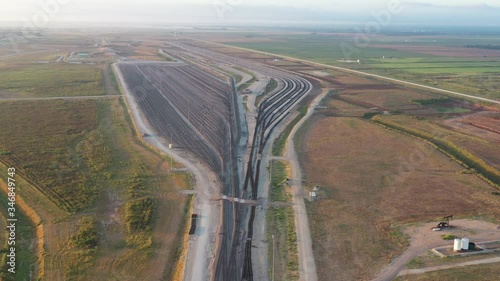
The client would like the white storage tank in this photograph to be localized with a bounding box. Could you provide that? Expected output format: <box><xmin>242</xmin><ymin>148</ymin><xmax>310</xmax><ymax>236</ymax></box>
<box><xmin>453</xmin><ymin>238</ymin><xmax>462</xmax><ymax>251</ymax></box>
<box><xmin>462</xmin><ymin>238</ymin><xmax>470</xmax><ymax>250</ymax></box>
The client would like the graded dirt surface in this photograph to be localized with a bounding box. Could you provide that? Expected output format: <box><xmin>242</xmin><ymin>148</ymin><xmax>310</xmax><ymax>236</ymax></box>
<box><xmin>395</xmin><ymin>262</ymin><xmax>500</xmax><ymax>281</ymax></box>
<box><xmin>373</xmin><ymin>219</ymin><xmax>500</xmax><ymax>280</ymax></box>
<box><xmin>297</xmin><ymin>117</ymin><xmax>500</xmax><ymax>281</ymax></box>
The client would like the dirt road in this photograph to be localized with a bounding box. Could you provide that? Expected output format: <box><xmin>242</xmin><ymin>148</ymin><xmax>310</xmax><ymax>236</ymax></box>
<box><xmin>401</xmin><ymin>256</ymin><xmax>500</xmax><ymax>276</ymax></box>
<box><xmin>282</xmin><ymin>88</ymin><xmax>330</xmax><ymax>281</ymax></box>
<box><xmin>113</xmin><ymin>63</ymin><xmax>221</xmax><ymax>281</ymax></box>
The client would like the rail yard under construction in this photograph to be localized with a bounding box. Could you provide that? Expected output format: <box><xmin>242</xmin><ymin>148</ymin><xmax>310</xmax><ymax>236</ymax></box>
<box><xmin>116</xmin><ymin>40</ymin><xmax>313</xmax><ymax>281</ymax></box>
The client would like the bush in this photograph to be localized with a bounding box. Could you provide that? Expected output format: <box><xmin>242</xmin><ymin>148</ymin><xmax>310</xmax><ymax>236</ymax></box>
<box><xmin>441</xmin><ymin>234</ymin><xmax>458</xmax><ymax>240</ymax></box>
<box><xmin>71</xmin><ymin>217</ymin><xmax>98</xmax><ymax>249</ymax></box>
<box><xmin>125</xmin><ymin>197</ymin><xmax>154</xmax><ymax>233</ymax></box>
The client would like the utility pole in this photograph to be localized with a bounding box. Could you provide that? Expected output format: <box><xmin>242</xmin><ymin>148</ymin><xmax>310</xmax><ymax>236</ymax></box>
<box><xmin>169</xmin><ymin>125</ymin><xmax>173</xmax><ymax>171</ymax></box>
<box><xmin>188</xmin><ymin>98</ymin><xmax>191</xmax><ymax>122</ymax></box>
<box><xmin>270</xmin><ymin>160</ymin><xmax>273</xmax><ymax>187</ymax></box>
<box><xmin>272</xmin><ymin>234</ymin><xmax>275</xmax><ymax>281</ymax></box>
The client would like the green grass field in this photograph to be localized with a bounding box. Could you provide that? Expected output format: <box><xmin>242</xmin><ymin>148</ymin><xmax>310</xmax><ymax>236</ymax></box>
<box><xmin>267</xmin><ymin>161</ymin><xmax>298</xmax><ymax>281</ymax></box>
<box><xmin>0</xmin><ymin>188</ymin><xmax>36</xmax><ymax>281</ymax></box>
<box><xmin>209</xmin><ymin>33</ymin><xmax>500</xmax><ymax>100</ymax></box>
<box><xmin>0</xmin><ymin>64</ymin><xmax>104</xmax><ymax>97</ymax></box>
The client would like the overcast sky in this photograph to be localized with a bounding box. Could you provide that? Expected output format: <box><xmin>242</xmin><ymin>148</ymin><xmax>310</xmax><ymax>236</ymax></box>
<box><xmin>1</xmin><ymin>0</ymin><xmax>500</xmax><ymax>25</ymax></box>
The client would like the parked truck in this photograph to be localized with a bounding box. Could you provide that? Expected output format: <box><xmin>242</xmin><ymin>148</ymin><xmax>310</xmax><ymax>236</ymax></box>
<box><xmin>189</xmin><ymin>214</ymin><xmax>198</xmax><ymax>235</ymax></box>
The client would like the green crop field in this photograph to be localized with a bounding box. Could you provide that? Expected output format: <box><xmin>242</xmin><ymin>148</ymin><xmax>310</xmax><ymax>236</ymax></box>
<box><xmin>0</xmin><ymin>64</ymin><xmax>104</xmax><ymax>97</ymax></box>
<box><xmin>0</xmin><ymin>187</ymin><xmax>36</xmax><ymax>281</ymax></box>
<box><xmin>204</xmin><ymin>32</ymin><xmax>500</xmax><ymax>100</ymax></box>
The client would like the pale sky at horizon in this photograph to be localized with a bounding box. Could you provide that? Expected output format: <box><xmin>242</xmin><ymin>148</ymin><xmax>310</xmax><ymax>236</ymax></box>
<box><xmin>1</xmin><ymin>0</ymin><xmax>500</xmax><ymax>24</ymax></box>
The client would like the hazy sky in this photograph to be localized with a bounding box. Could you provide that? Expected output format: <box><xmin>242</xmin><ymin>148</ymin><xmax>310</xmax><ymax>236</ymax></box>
<box><xmin>1</xmin><ymin>0</ymin><xmax>500</xmax><ymax>25</ymax></box>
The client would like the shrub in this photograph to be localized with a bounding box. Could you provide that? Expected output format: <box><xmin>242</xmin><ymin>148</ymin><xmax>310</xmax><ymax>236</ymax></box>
<box><xmin>71</xmin><ymin>217</ymin><xmax>98</xmax><ymax>249</ymax></box>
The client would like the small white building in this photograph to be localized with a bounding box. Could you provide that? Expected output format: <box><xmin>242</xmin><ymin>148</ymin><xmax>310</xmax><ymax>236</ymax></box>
<box><xmin>309</xmin><ymin>191</ymin><xmax>317</xmax><ymax>202</ymax></box>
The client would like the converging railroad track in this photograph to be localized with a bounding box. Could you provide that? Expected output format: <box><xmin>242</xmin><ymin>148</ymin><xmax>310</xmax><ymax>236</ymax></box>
<box><xmin>240</xmin><ymin>77</ymin><xmax>312</xmax><ymax>281</ymax></box>
<box><xmin>117</xmin><ymin>59</ymin><xmax>242</xmax><ymax>281</ymax></box>
<box><xmin>117</xmin><ymin>41</ymin><xmax>313</xmax><ymax>281</ymax></box>
<box><xmin>118</xmin><ymin>62</ymin><xmax>235</xmax><ymax>179</ymax></box>
<box><xmin>163</xmin><ymin>41</ymin><xmax>313</xmax><ymax>281</ymax></box>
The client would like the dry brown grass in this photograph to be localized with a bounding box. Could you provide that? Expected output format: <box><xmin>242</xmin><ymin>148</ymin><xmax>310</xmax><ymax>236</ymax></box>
<box><xmin>0</xmin><ymin>100</ymin><xmax>98</xmax><ymax>211</ymax></box>
<box><xmin>323</xmin><ymin>71</ymin><xmax>443</xmax><ymax>110</ymax></box>
<box><xmin>377</xmin><ymin>114</ymin><xmax>500</xmax><ymax>171</ymax></box>
<box><xmin>395</xmin><ymin>262</ymin><xmax>500</xmax><ymax>281</ymax></box>
<box><xmin>0</xmin><ymin>98</ymin><xmax>189</xmax><ymax>280</ymax></box>
<box><xmin>77</xmin><ymin>98</ymin><xmax>189</xmax><ymax>281</ymax></box>
<box><xmin>298</xmin><ymin>117</ymin><xmax>500</xmax><ymax>281</ymax></box>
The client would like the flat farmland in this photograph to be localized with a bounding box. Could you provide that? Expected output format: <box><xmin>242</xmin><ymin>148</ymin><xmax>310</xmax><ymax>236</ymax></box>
<box><xmin>195</xmin><ymin>32</ymin><xmax>500</xmax><ymax>100</ymax></box>
<box><xmin>296</xmin><ymin>117</ymin><xmax>500</xmax><ymax>281</ymax></box>
<box><xmin>0</xmin><ymin>98</ymin><xmax>190</xmax><ymax>280</ymax></box>
<box><xmin>445</xmin><ymin>111</ymin><xmax>500</xmax><ymax>141</ymax></box>
<box><xmin>0</xmin><ymin>99</ymin><xmax>98</xmax><ymax>212</ymax></box>
<box><xmin>310</xmin><ymin>70</ymin><xmax>444</xmax><ymax>111</ymax></box>
<box><xmin>195</xmin><ymin>32</ymin><xmax>428</xmax><ymax>63</ymax></box>
<box><xmin>374</xmin><ymin>114</ymin><xmax>500</xmax><ymax>174</ymax></box>
<box><xmin>0</xmin><ymin>64</ymin><xmax>104</xmax><ymax>98</ymax></box>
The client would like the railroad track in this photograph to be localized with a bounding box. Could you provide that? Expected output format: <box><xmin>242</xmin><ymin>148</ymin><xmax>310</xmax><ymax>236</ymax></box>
<box><xmin>121</xmin><ymin>43</ymin><xmax>313</xmax><ymax>281</ymax></box>
<box><xmin>118</xmin><ymin>62</ymin><xmax>233</xmax><ymax>179</ymax></box>
<box><xmin>162</xmin><ymin>41</ymin><xmax>314</xmax><ymax>281</ymax></box>
<box><xmin>241</xmin><ymin>77</ymin><xmax>312</xmax><ymax>281</ymax></box>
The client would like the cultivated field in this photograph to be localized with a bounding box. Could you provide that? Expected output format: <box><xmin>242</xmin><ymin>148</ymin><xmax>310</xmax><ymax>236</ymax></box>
<box><xmin>0</xmin><ymin>179</ymin><xmax>37</xmax><ymax>281</ymax></box>
<box><xmin>0</xmin><ymin>63</ymin><xmax>104</xmax><ymax>98</ymax></box>
<box><xmin>0</xmin><ymin>99</ymin><xmax>99</xmax><ymax>212</ymax></box>
<box><xmin>373</xmin><ymin>114</ymin><xmax>500</xmax><ymax>176</ymax></box>
<box><xmin>190</xmin><ymin>31</ymin><xmax>500</xmax><ymax>100</ymax></box>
